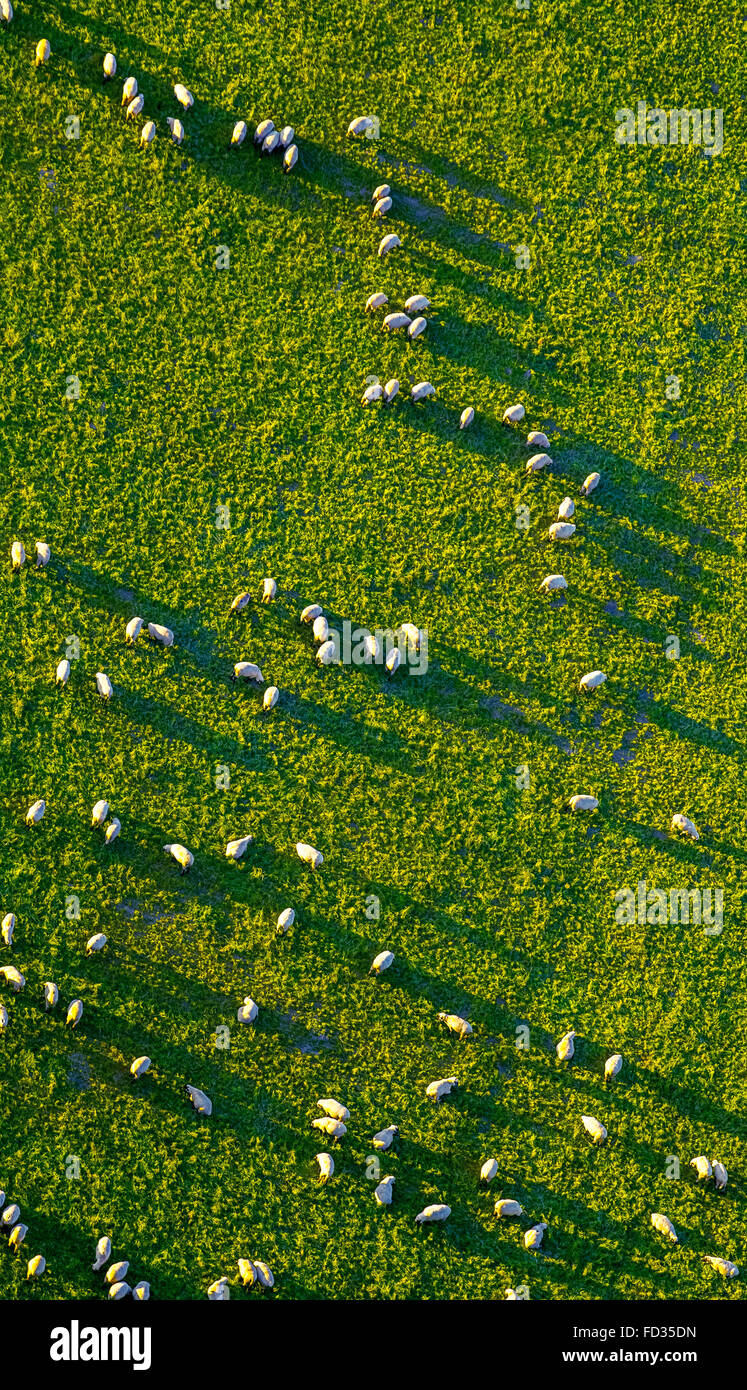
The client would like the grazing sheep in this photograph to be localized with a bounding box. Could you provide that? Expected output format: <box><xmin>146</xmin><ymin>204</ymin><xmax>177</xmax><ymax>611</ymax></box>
<box><xmin>671</xmin><ymin>813</ymin><xmax>699</xmax><ymax>841</ymax></box>
<box><xmin>148</xmin><ymin>622</ymin><xmax>173</xmax><ymax>647</ymax></box>
<box><xmin>284</xmin><ymin>139</ymin><xmax>299</xmax><ymax>168</ymax></box>
<box><xmin>313</xmin><ymin>615</ymin><xmax>329</xmax><ymax>643</ymax></box>
<box><xmin>426</xmin><ymin>1076</ymin><xmax>458</xmax><ymax>1103</ymax></box>
<box><xmin>126</xmin><ymin>95</ymin><xmax>145</xmax><ymax>120</ymax></box>
<box><xmin>301</xmin><ymin>604</ymin><xmax>323</xmax><ymax>623</ymax></box>
<box><xmin>56</xmin><ymin>658</ymin><xmax>70</xmax><ymax>686</ymax></box>
<box><xmin>96</xmin><ymin>672</ymin><xmax>113</xmax><ymax>700</ymax></box>
<box><xmin>579</xmin><ymin>670</ymin><xmax>606</xmax><ymax>692</ymax></box>
<box><xmin>373</xmin><ymin>1125</ymin><xmax>399</xmax><ymax>1151</ymax></box>
<box><xmin>383</xmin><ymin>379</ymin><xmax>400</xmax><ymax>403</ymax></box>
<box><xmin>361</xmin><ymin>383</ymin><xmax>383</xmax><ymax>405</ymax></box>
<box><xmin>348</xmin><ymin>116</ymin><xmax>373</xmax><ymax>136</ymax></box>
<box><xmin>255</xmin><ymin>1261</ymin><xmax>274</xmax><ymax>1289</ymax></box>
<box><xmin>262</xmin><ymin>131</ymin><xmax>280</xmax><ymax>155</ymax></box>
<box><xmin>651</xmin><ymin>1213</ymin><xmax>678</xmax><ymax>1243</ymax></box>
<box><xmin>9</xmin><ymin>1223</ymin><xmax>28</xmax><ymax>1253</ymax></box>
<box><xmin>109</xmin><ymin>1282</ymin><xmax>132</xmax><ymax>1301</ymax></box>
<box><xmin>312</xmin><ymin>1117</ymin><xmax>347</xmax><ymax>1141</ymax></box>
<box><xmin>581</xmin><ymin>1115</ymin><xmax>607</xmax><ymax>1144</ymax></box>
<box><xmin>372</xmin><ymin>184</ymin><xmax>391</xmax><ymax>201</ymax></box>
<box><xmin>318</xmin><ymin>1098</ymin><xmax>349</xmax><ymax>1122</ymax></box>
<box><xmin>132</xmin><ymin>1282</ymin><xmax>150</xmax><ymax>1300</ymax></box>
<box><xmin>186</xmin><ymin>1084</ymin><xmax>212</xmax><ymax>1116</ymax></box>
<box><xmin>556</xmin><ymin>1030</ymin><xmax>576</xmax><ymax>1063</ymax></box>
<box><xmin>296</xmin><ymin>842</ymin><xmax>323</xmax><ymax>869</ymax></box>
<box><xmin>174</xmin><ymin>84</ymin><xmax>193</xmax><ymax>110</ymax></box>
<box><xmin>411</xmin><ymin>381</ymin><xmax>435</xmax><ymax>401</ymax></box>
<box><xmin>580</xmin><ymin>472</ymin><xmax>601</xmax><ymax>497</ymax></box>
<box><xmin>558</xmin><ymin>497</ymin><xmax>575</xmax><ymax>520</ymax></box>
<box><xmin>365</xmin><ymin>292</ymin><xmax>388</xmax><ymax>312</ymax></box>
<box><xmin>237</xmin><ymin>996</ymin><xmax>258</xmax><ymax>1024</ymax></box>
<box><xmin>502</xmin><ymin>403</ymin><xmax>525</xmax><ymax>425</ymax></box>
<box><xmin>459</xmin><ymin>407</ymin><xmax>475</xmax><ymax>429</ymax></box>
<box><xmin>0</xmin><ymin>1005</ymin><xmax>7</xmax><ymax>1031</ymax></box>
<box><xmin>92</xmin><ymin>800</ymin><xmax>109</xmax><ymax>828</ymax></box>
<box><xmin>690</xmin><ymin>1156</ymin><xmax>712</xmax><ymax>1181</ymax></box>
<box><xmin>279</xmin><ymin>126</ymin><xmax>294</xmax><ymax>148</ymax></box>
<box><xmin>11</xmin><ymin>541</ymin><xmax>25</xmax><ymax>570</ymax></box>
<box><xmin>35</xmin><ymin>541</ymin><xmax>51</xmax><ymax>568</ymax></box>
<box><xmin>385</xmin><ymin>647</ymin><xmax>401</xmax><ymax>676</ymax></box>
<box><xmin>712</xmin><ymin>1161</ymin><xmax>728</xmax><ymax>1190</ymax></box>
<box><xmin>254</xmin><ymin>119</ymin><xmax>274</xmax><ymax>144</ymax></box>
<box><xmin>316</xmin><ymin>1153</ymin><xmax>334</xmax><ymax>1183</ymax></box>
<box><xmin>85</xmin><ymin>933</ymin><xmax>107</xmax><ymax>956</ymax></box>
<box><xmin>231</xmin><ymin>121</ymin><xmax>247</xmax><ymax>146</ymax></box>
<box><xmin>373</xmin><ymin>196</ymin><xmax>392</xmax><ymax>218</ymax></box>
<box><xmin>526</xmin><ymin>431</ymin><xmax>550</xmax><ymax>449</ymax></box>
<box><xmin>276</xmin><ymin>908</ymin><xmax>295</xmax><ymax>934</ymax></box>
<box><xmin>524</xmin><ymin>1222</ymin><xmax>547</xmax><ymax>1251</ymax></box>
<box><xmin>238</xmin><ymin>1259</ymin><xmax>257</xmax><ymax>1287</ymax></box>
<box><xmin>121</xmin><ymin>76</ymin><xmax>138</xmax><ymax>105</ymax></box>
<box><xmin>480</xmin><ymin>1159</ymin><xmax>499</xmax><ymax>1184</ymax></box>
<box><xmin>1</xmin><ymin>1204</ymin><xmax>20</xmax><ymax>1227</ymax></box>
<box><xmin>163</xmin><ymin>843</ymin><xmax>193</xmax><ymax>874</ymax></box>
<box><xmin>262</xmin><ymin>577</ymin><xmax>277</xmax><ymax>603</ymax></box>
<box><xmin>230</xmin><ymin>591</ymin><xmax>251</xmax><ymax>615</ymax></box>
<box><xmin>703</xmin><ymin>1256</ymin><xmax>739</xmax><ymax>1277</ymax></box>
<box><xmin>398</xmin><ymin>622</ymin><xmax>420</xmax><ymax>650</ymax></box>
<box><xmin>125</xmin><ymin>616</ymin><xmax>143</xmax><ymax>645</ymax></box>
<box><xmin>140</xmin><ymin>121</ymin><xmax>156</xmax><ymax>148</ymax></box>
<box><xmin>539</xmin><ymin>574</ymin><xmax>567</xmax><ymax>593</ymax></box>
<box><xmin>1</xmin><ymin>2</ymin><xmax>13</xmax><ymax>21</ymax></box>
<box><xmin>233</xmin><ymin>660</ymin><xmax>264</xmax><ymax>684</ymax></box>
<box><xmin>225</xmin><ymin>835</ymin><xmax>254</xmax><ymax>861</ymax></box>
<box><xmin>66</xmin><ymin>999</ymin><xmax>83</xmax><ymax>1027</ymax></box>
<box><xmin>44</xmin><ymin>982</ymin><xmax>58</xmax><ymax>1011</ymax></box>
<box><xmin>378</xmin><ymin>234</ymin><xmax>401</xmax><ymax>257</ymax></box>
<box><xmin>549</xmin><ymin>522</ymin><xmax>576</xmax><ymax>540</ymax></box>
<box><xmin>168</xmin><ymin>117</ymin><xmax>186</xmax><ymax>146</ymax></box>
<box><xmin>404</xmin><ymin>294</ymin><xmax>429</xmax><ymax>314</ymax></box>
<box><xmin>415</xmin><ymin>1204</ymin><xmax>450</xmax><ymax>1225</ymax></box>
<box><xmin>104</xmin><ymin>818</ymin><xmax>121</xmax><ymax>846</ymax></box>
<box><xmin>35</xmin><ymin>39</ymin><xmax>50</xmax><ymax>66</ymax></box>
<box><xmin>526</xmin><ymin>452</ymin><xmax>552</xmax><ymax>474</ymax></box>
<box><xmin>92</xmin><ymin>1237</ymin><xmax>111</xmax><ymax>1271</ymax></box>
<box><xmin>383</xmin><ymin>311</ymin><xmax>411</xmax><ymax>333</ymax></box>
<box><xmin>495</xmin><ymin>1199</ymin><xmax>523</xmax><ymax>1218</ymax></box>
<box><xmin>316</xmin><ymin>640</ymin><xmax>338</xmax><ymax>665</ymax></box>
<box><xmin>370</xmin><ymin>950</ymin><xmax>394</xmax><ymax>975</ymax></box>
<box><xmin>374</xmin><ymin>1175</ymin><xmax>395</xmax><ymax>1206</ymax></box>
<box><xmin>408</xmin><ymin>316</ymin><xmax>427</xmax><ymax>340</ymax></box>
<box><xmin>0</xmin><ymin>966</ymin><xmax>24</xmax><ymax>991</ymax></box>
<box><xmin>505</xmin><ymin>1289</ymin><xmax>520</xmax><ymax>1300</ymax></box>
<box><xmin>604</xmin><ymin>1053</ymin><xmax>623</xmax><ymax>1081</ymax></box>
<box><xmin>437</xmin><ymin>1012</ymin><xmax>473</xmax><ymax>1039</ymax></box>
<box><xmin>567</xmin><ymin>795</ymin><xmax>598</xmax><ymax>812</ymax></box>
<box><xmin>1</xmin><ymin>914</ymin><xmax>13</xmax><ymax>947</ymax></box>
<box><xmin>103</xmin><ymin>53</ymin><xmax>117</xmax><ymax>79</ymax></box>
<box><xmin>207</xmin><ymin>1278</ymin><xmax>230</xmax><ymax>1300</ymax></box>
<box><xmin>27</xmin><ymin>1255</ymin><xmax>46</xmax><ymax>1278</ymax></box>
<box><xmin>129</xmin><ymin>1056</ymin><xmax>151</xmax><ymax>1080</ymax></box>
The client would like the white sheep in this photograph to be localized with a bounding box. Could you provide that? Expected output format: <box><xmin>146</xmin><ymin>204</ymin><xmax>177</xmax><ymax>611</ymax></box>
<box><xmin>226</xmin><ymin>835</ymin><xmax>254</xmax><ymax>861</ymax></box>
<box><xmin>526</xmin><ymin>452</ymin><xmax>552</xmax><ymax>474</ymax></box>
<box><xmin>262</xmin><ymin>577</ymin><xmax>277</xmax><ymax>603</ymax></box>
<box><xmin>651</xmin><ymin>1213</ymin><xmax>678</xmax><ymax>1242</ymax></box>
<box><xmin>372</xmin><ymin>1125</ymin><xmax>398</xmax><ymax>1150</ymax></box>
<box><xmin>437</xmin><ymin>1012</ymin><xmax>473</xmax><ymax>1039</ymax></box>
<box><xmin>283</xmin><ymin>145</ymin><xmax>299</xmax><ymax>173</ymax></box>
<box><xmin>312</xmin><ymin>1117</ymin><xmax>346</xmax><ymax>1141</ymax></box>
<box><xmin>383</xmin><ymin>311</ymin><xmax>411</xmax><ymax>333</ymax></box>
<box><xmin>604</xmin><ymin>1053</ymin><xmax>623</xmax><ymax>1080</ymax></box>
<box><xmin>164</xmin><ymin>843</ymin><xmax>193</xmax><ymax>874</ymax></box>
<box><xmin>35</xmin><ymin>541</ymin><xmax>51</xmax><ymax>568</ymax></box>
<box><xmin>25</xmin><ymin>799</ymin><xmax>45</xmax><ymax>826</ymax></box>
<box><xmin>313</xmin><ymin>615</ymin><xmax>329</xmax><ymax>643</ymax></box>
<box><xmin>56</xmin><ymin>658</ymin><xmax>70</xmax><ymax>686</ymax></box>
<box><xmin>374</xmin><ymin>1175</ymin><xmax>395</xmax><ymax>1206</ymax></box>
<box><xmin>11</xmin><ymin>540</ymin><xmax>25</xmax><ymax>570</ymax></box>
<box><xmin>459</xmin><ymin>407</ymin><xmax>475</xmax><ymax>429</ymax></box>
<box><xmin>549</xmin><ymin>522</ymin><xmax>576</xmax><ymax>540</ymax></box>
<box><xmin>383</xmin><ymin>379</ymin><xmax>399</xmax><ymax>403</ymax></box>
<box><xmin>301</xmin><ymin>604</ymin><xmax>323</xmax><ymax>623</ymax></box>
<box><xmin>579</xmin><ymin>670</ymin><xmax>606</xmax><ymax>692</ymax></box>
<box><xmin>207</xmin><ymin>1278</ymin><xmax>230</xmax><ymax>1300</ymax></box>
<box><xmin>385</xmin><ymin>647</ymin><xmax>401</xmax><ymax>675</ymax></box>
<box><xmin>316</xmin><ymin>640</ymin><xmax>338</xmax><ymax>665</ymax></box>
<box><xmin>255</xmin><ymin>1261</ymin><xmax>274</xmax><ymax>1290</ymax></box>
<box><xmin>103</xmin><ymin>53</ymin><xmax>116</xmax><ymax>79</ymax></box>
<box><xmin>279</xmin><ymin>126</ymin><xmax>295</xmax><ymax>148</ymax></box>
<box><xmin>426</xmin><ymin>1076</ymin><xmax>458</xmax><ymax>1103</ymax></box>
<box><xmin>690</xmin><ymin>1156</ymin><xmax>711</xmax><ymax>1181</ymax></box>
<box><xmin>581</xmin><ymin>1115</ymin><xmax>607</xmax><ymax>1144</ymax></box>
<box><xmin>92</xmin><ymin>1237</ymin><xmax>111</xmax><ymax>1271</ymax></box>
<box><xmin>1</xmin><ymin>2</ymin><xmax>14</xmax><ymax>21</ymax></box>
<box><xmin>526</xmin><ymin>431</ymin><xmax>550</xmax><ymax>449</ymax></box>
<box><xmin>411</xmin><ymin>382</ymin><xmax>435</xmax><ymax>402</ymax></box>
<box><xmin>567</xmin><ymin>795</ymin><xmax>598</xmax><ymax>812</ymax></box>
<box><xmin>262</xmin><ymin>131</ymin><xmax>280</xmax><ymax>155</ymax></box>
<box><xmin>296</xmin><ymin>842</ymin><xmax>323</xmax><ymax>869</ymax></box>
<box><xmin>370</xmin><ymin>950</ymin><xmax>394</xmax><ymax>975</ymax></box>
<box><xmin>276</xmin><ymin>908</ymin><xmax>295</xmax><ymax>934</ymax></box>
<box><xmin>415</xmin><ymin>1204</ymin><xmax>450</xmax><ymax>1225</ymax></box>
<box><xmin>373</xmin><ymin>196</ymin><xmax>392</xmax><ymax>218</ymax></box>
<box><xmin>174</xmin><ymin>84</ymin><xmax>193</xmax><ymax>110</ymax></box>
<box><xmin>186</xmin><ymin>1084</ymin><xmax>212</xmax><ymax>1116</ymax></box>
<box><xmin>27</xmin><ymin>1255</ymin><xmax>46</xmax><ymax>1278</ymax></box>
<box><xmin>480</xmin><ymin>1159</ymin><xmax>499</xmax><ymax>1184</ymax></box>
<box><xmin>0</xmin><ymin>1005</ymin><xmax>7</xmax><ymax>1031</ymax></box>
<box><xmin>105</xmin><ymin>819</ymin><xmax>121</xmax><ymax>846</ymax></box>
<box><xmin>230</xmin><ymin>591</ymin><xmax>251</xmax><ymax>615</ymax></box>
<box><xmin>231</xmin><ymin>121</ymin><xmax>247</xmax><ymax>146</ymax></box>
<box><xmin>233</xmin><ymin>660</ymin><xmax>264</xmax><ymax>683</ymax></box>
<box><xmin>502</xmin><ymin>403</ymin><xmax>525</xmax><ymax>425</ymax></box>
<box><xmin>121</xmin><ymin>76</ymin><xmax>138</xmax><ymax>105</ymax></box>
<box><xmin>254</xmin><ymin>119</ymin><xmax>274</xmax><ymax>144</ymax></box>
<box><xmin>132</xmin><ymin>1282</ymin><xmax>150</xmax><ymax>1300</ymax></box>
<box><xmin>404</xmin><ymin>294</ymin><xmax>429</xmax><ymax>313</ymax></box>
<box><xmin>0</xmin><ymin>966</ymin><xmax>24</xmax><ymax>992</ymax></box>
<box><xmin>92</xmin><ymin>799</ymin><xmax>109</xmax><ymax>828</ymax></box>
<box><xmin>9</xmin><ymin>1223</ymin><xmax>28</xmax><ymax>1252</ymax></box>
<box><xmin>671</xmin><ymin>813</ymin><xmax>699</xmax><ymax>841</ymax></box>
<box><xmin>365</xmin><ymin>292</ymin><xmax>388</xmax><ymax>312</ymax></box>
<box><xmin>140</xmin><ymin>121</ymin><xmax>156</xmax><ymax>148</ymax></box>
<box><xmin>372</xmin><ymin>184</ymin><xmax>391</xmax><ymax>201</ymax></box>
<box><xmin>86</xmin><ymin>933</ymin><xmax>107</xmax><ymax>956</ymax></box>
<box><xmin>524</xmin><ymin>1222</ymin><xmax>547</xmax><ymax>1250</ymax></box>
<box><xmin>1</xmin><ymin>1204</ymin><xmax>20</xmax><ymax>1227</ymax></box>
<box><xmin>495</xmin><ymin>1198</ymin><xmax>523</xmax><ymax>1218</ymax></box>
<box><xmin>109</xmin><ymin>1282</ymin><xmax>132</xmax><ymax>1300</ymax></box>
<box><xmin>348</xmin><ymin>116</ymin><xmax>373</xmax><ymax>136</ymax></box>
<box><xmin>703</xmin><ymin>1256</ymin><xmax>739</xmax><ymax>1277</ymax></box>
<box><xmin>558</xmin><ymin>497</ymin><xmax>575</xmax><ymax>520</ymax></box>
<box><xmin>238</xmin><ymin>1258</ymin><xmax>257</xmax><ymax>1286</ymax></box>
<box><xmin>712</xmin><ymin>1161</ymin><xmax>728</xmax><ymax>1190</ymax></box>
<box><xmin>556</xmin><ymin>1030</ymin><xmax>575</xmax><ymax>1062</ymax></box>
<box><xmin>96</xmin><ymin>672</ymin><xmax>113</xmax><ymax>700</ymax></box>
<box><xmin>148</xmin><ymin>622</ymin><xmax>173</xmax><ymax>647</ymax></box>
<box><xmin>167</xmin><ymin>118</ymin><xmax>185</xmax><ymax>145</ymax></box>
<box><xmin>580</xmin><ymin>472</ymin><xmax>600</xmax><ymax>497</ymax></box>
<box><xmin>129</xmin><ymin>1056</ymin><xmax>151</xmax><ymax>1080</ymax></box>
<box><xmin>316</xmin><ymin>1153</ymin><xmax>334</xmax><ymax>1183</ymax></box>
<box><xmin>361</xmin><ymin>383</ymin><xmax>383</xmax><ymax>405</ymax></box>
<box><xmin>408</xmin><ymin>316</ymin><xmax>427</xmax><ymax>340</ymax></box>
<box><xmin>44</xmin><ymin>982</ymin><xmax>58</xmax><ymax>1011</ymax></box>
<box><xmin>378</xmin><ymin>234</ymin><xmax>401</xmax><ymax>257</ymax></box>
<box><xmin>126</xmin><ymin>95</ymin><xmax>145</xmax><ymax>120</ymax></box>
<box><xmin>66</xmin><ymin>999</ymin><xmax>83</xmax><ymax>1027</ymax></box>
<box><xmin>35</xmin><ymin>39</ymin><xmax>50</xmax><ymax>66</ymax></box>
<box><xmin>237</xmin><ymin>996</ymin><xmax>258</xmax><ymax>1024</ymax></box>
<box><xmin>125</xmin><ymin>616</ymin><xmax>143</xmax><ymax>644</ymax></box>
<box><xmin>318</xmin><ymin>1098</ymin><xmax>349</xmax><ymax>1121</ymax></box>
<box><xmin>1</xmin><ymin>914</ymin><xmax>14</xmax><ymax>948</ymax></box>
<box><xmin>539</xmin><ymin>575</ymin><xmax>567</xmax><ymax>593</ymax></box>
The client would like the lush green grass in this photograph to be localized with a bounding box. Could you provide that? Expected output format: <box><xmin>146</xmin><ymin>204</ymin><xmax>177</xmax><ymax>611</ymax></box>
<box><xmin>0</xmin><ymin>0</ymin><xmax>745</xmax><ymax>1301</ymax></box>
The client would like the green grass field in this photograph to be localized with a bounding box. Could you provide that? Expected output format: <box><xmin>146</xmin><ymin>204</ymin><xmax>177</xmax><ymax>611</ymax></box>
<box><xmin>1</xmin><ymin>0</ymin><xmax>745</xmax><ymax>1301</ymax></box>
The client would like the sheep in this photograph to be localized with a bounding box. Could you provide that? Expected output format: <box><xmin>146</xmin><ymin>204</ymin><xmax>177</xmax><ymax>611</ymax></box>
<box><xmin>526</xmin><ymin>452</ymin><xmax>552</xmax><ymax>474</ymax></box>
<box><xmin>690</xmin><ymin>1156</ymin><xmax>711</xmax><ymax>1181</ymax></box>
<box><xmin>361</xmin><ymin>383</ymin><xmax>383</xmax><ymax>405</ymax></box>
<box><xmin>567</xmin><ymin>795</ymin><xmax>598</xmax><ymax>812</ymax></box>
<box><xmin>103</xmin><ymin>53</ymin><xmax>117</xmax><ymax>79</ymax></box>
<box><xmin>126</xmin><ymin>95</ymin><xmax>145</xmax><ymax>120</ymax></box>
<box><xmin>254</xmin><ymin>119</ymin><xmax>275</xmax><ymax>144</ymax></box>
<box><xmin>524</xmin><ymin>1222</ymin><xmax>547</xmax><ymax>1250</ymax></box>
<box><xmin>549</xmin><ymin>522</ymin><xmax>576</xmax><ymax>540</ymax></box>
<box><xmin>148</xmin><ymin>622</ymin><xmax>173</xmax><ymax>648</ymax></box>
<box><xmin>231</xmin><ymin>121</ymin><xmax>247</xmax><ymax>146</ymax></box>
<box><xmin>96</xmin><ymin>672</ymin><xmax>113</xmax><ymax>700</ymax></box>
<box><xmin>27</xmin><ymin>1255</ymin><xmax>46</xmax><ymax>1278</ymax></box>
<box><xmin>233</xmin><ymin>660</ymin><xmax>264</xmax><ymax>685</ymax></box>
<box><xmin>66</xmin><ymin>999</ymin><xmax>83</xmax><ymax>1027</ymax></box>
<box><xmin>226</xmin><ymin>835</ymin><xmax>254</xmax><ymax>861</ymax></box>
<box><xmin>109</xmin><ymin>1282</ymin><xmax>132</xmax><ymax>1301</ymax></box>
<box><xmin>262</xmin><ymin>131</ymin><xmax>280</xmax><ymax>155</ymax></box>
<box><xmin>85</xmin><ymin>933</ymin><xmax>107</xmax><ymax>956</ymax></box>
<box><xmin>348</xmin><ymin>116</ymin><xmax>373</xmax><ymax>136</ymax></box>
<box><xmin>186</xmin><ymin>1084</ymin><xmax>212</xmax><ymax>1116</ymax></box>
<box><xmin>378</xmin><ymin>234</ymin><xmax>401</xmax><ymax>257</ymax></box>
<box><xmin>604</xmin><ymin>1053</ymin><xmax>623</xmax><ymax>1081</ymax></box>
<box><xmin>374</xmin><ymin>1175</ymin><xmax>395</xmax><ymax>1206</ymax></box>
<box><xmin>279</xmin><ymin>126</ymin><xmax>295</xmax><ymax>148</ymax></box>
<box><xmin>56</xmin><ymin>658</ymin><xmax>70</xmax><ymax>686</ymax></box>
<box><xmin>1</xmin><ymin>2</ymin><xmax>13</xmax><ymax>20</ymax></box>
<box><xmin>365</xmin><ymin>292</ymin><xmax>388</xmax><ymax>312</ymax></box>
<box><xmin>9</xmin><ymin>1223</ymin><xmax>28</xmax><ymax>1253</ymax></box>
<box><xmin>383</xmin><ymin>379</ymin><xmax>400</xmax><ymax>403</ymax></box>
<box><xmin>415</xmin><ymin>1204</ymin><xmax>450</xmax><ymax>1225</ymax></box>
<box><xmin>480</xmin><ymin>1159</ymin><xmax>499</xmax><ymax>1184</ymax></box>
<box><xmin>502</xmin><ymin>403</ymin><xmax>525</xmax><ymax>425</ymax></box>
<box><xmin>0</xmin><ymin>1005</ymin><xmax>7</xmax><ymax>1031</ymax></box>
<box><xmin>495</xmin><ymin>1198</ymin><xmax>523</xmax><ymax>1218</ymax></box>
<box><xmin>437</xmin><ymin>1012</ymin><xmax>473</xmax><ymax>1039</ymax></box>
<box><xmin>373</xmin><ymin>196</ymin><xmax>392</xmax><ymax>218</ymax></box>
<box><xmin>174</xmin><ymin>84</ymin><xmax>193</xmax><ymax>110</ymax></box>
<box><xmin>230</xmin><ymin>591</ymin><xmax>252</xmax><ymax>615</ymax></box>
<box><xmin>526</xmin><ymin>431</ymin><xmax>550</xmax><ymax>449</ymax></box>
<box><xmin>238</xmin><ymin>1259</ymin><xmax>257</xmax><ymax>1287</ymax></box>
<box><xmin>121</xmin><ymin>76</ymin><xmax>138</xmax><ymax>105</ymax></box>
<box><xmin>558</xmin><ymin>497</ymin><xmax>575</xmax><ymax>520</ymax></box>
<box><xmin>92</xmin><ymin>1237</ymin><xmax>111</xmax><ymax>1271</ymax></box>
<box><xmin>276</xmin><ymin>908</ymin><xmax>295</xmax><ymax>934</ymax></box>
<box><xmin>125</xmin><ymin>616</ymin><xmax>143</xmax><ymax>644</ymax></box>
<box><xmin>92</xmin><ymin>800</ymin><xmax>109</xmax><ymax>828</ymax></box>
<box><xmin>372</xmin><ymin>184</ymin><xmax>391</xmax><ymax>201</ymax></box>
<box><xmin>164</xmin><ymin>843</ymin><xmax>193</xmax><ymax>874</ymax></box>
<box><xmin>404</xmin><ymin>295</ymin><xmax>430</xmax><ymax>314</ymax></box>
<box><xmin>581</xmin><ymin>1115</ymin><xmax>607</xmax><ymax>1144</ymax></box>
<box><xmin>703</xmin><ymin>1256</ymin><xmax>739</xmax><ymax>1278</ymax></box>
<box><xmin>283</xmin><ymin>144</ymin><xmax>299</xmax><ymax>172</ymax></box>
<box><xmin>207</xmin><ymin>1278</ymin><xmax>230</xmax><ymax>1300</ymax></box>
<box><xmin>167</xmin><ymin>117</ymin><xmax>185</xmax><ymax>144</ymax></box>
<box><xmin>579</xmin><ymin>670</ymin><xmax>606</xmax><ymax>693</ymax></box>
<box><xmin>539</xmin><ymin>575</ymin><xmax>567</xmax><ymax>593</ymax></box>
<box><xmin>651</xmin><ymin>1213</ymin><xmax>678</xmax><ymax>1243</ymax></box>
<box><xmin>312</xmin><ymin>1117</ymin><xmax>347</xmax><ymax>1141</ymax></box>
<box><xmin>262</xmin><ymin>577</ymin><xmax>277</xmax><ymax>603</ymax></box>
<box><xmin>505</xmin><ymin>1289</ymin><xmax>520</xmax><ymax>1300</ymax></box>
<box><xmin>370</xmin><ymin>950</ymin><xmax>394</xmax><ymax>975</ymax></box>
<box><xmin>0</xmin><ymin>965</ymin><xmax>24</xmax><ymax>991</ymax></box>
<box><xmin>301</xmin><ymin>604</ymin><xmax>323</xmax><ymax>623</ymax></box>
<box><xmin>129</xmin><ymin>1056</ymin><xmax>151</xmax><ymax>1080</ymax></box>
<box><xmin>373</xmin><ymin>1125</ymin><xmax>399</xmax><ymax>1150</ymax></box>
<box><xmin>383</xmin><ymin>312</ymin><xmax>411</xmax><ymax>332</ymax></box>
<box><xmin>426</xmin><ymin>1076</ymin><xmax>458</xmax><ymax>1103</ymax></box>
<box><xmin>11</xmin><ymin>540</ymin><xmax>25</xmax><ymax>570</ymax></box>
<box><xmin>104</xmin><ymin>818</ymin><xmax>121</xmax><ymax>846</ymax></box>
<box><xmin>316</xmin><ymin>640</ymin><xmax>338</xmax><ymax>665</ymax></box>
<box><xmin>556</xmin><ymin>1030</ymin><xmax>576</xmax><ymax>1062</ymax></box>
<box><xmin>313</xmin><ymin>615</ymin><xmax>329</xmax><ymax>643</ymax></box>
<box><xmin>385</xmin><ymin>648</ymin><xmax>401</xmax><ymax>676</ymax></box>
<box><xmin>35</xmin><ymin>541</ymin><xmax>51</xmax><ymax>568</ymax></box>
<box><xmin>140</xmin><ymin>121</ymin><xmax>156</xmax><ymax>148</ymax></box>
<box><xmin>408</xmin><ymin>316</ymin><xmax>427</xmax><ymax>340</ymax></box>
<box><xmin>296</xmin><ymin>842</ymin><xmax>323</xmax><ymax>869</ymax></box>
<box><xmin>671</xmin><ymin>813</ymin><xmax>699</xmax><ymax>841</ymax></box>
<box><xmin>132</xmin><ymin>1282</ymin><xmax>150</xmax><ymax>1300</ymax></box>
<box><xmin>318</xmin><ymin>1098</ymin><xmax>349</xmax><ymax>1121</ymax></box>
<box><xmin>316</xmin><ymin>1153</ymin><xmax>334</xmax><ymax>1183</ymax></box>
<box><xmin>1</xmin><ymin>914</ymin><xmax>14</xmax><ymax>947</ymax></box>
<box><xmin>580</xmin><ymin>472</ymin><xmax>601</xmax><ymax>497</ymax></box>
<box><xmin>237</xmin><ymin>996</ymin><xmax>258</xmax><ymax>1024</ymax></box>
<box><xmin>459</xmin><ymin>407</ymin><xmax>475</xmax><ymax>429</ymax></box>
<box><xmin>712</xmin><ymin>1161</ymin><xmax>728</xmax><ymax>1190</ymax></box>
<box><xmin>1</xmin><ymin>1204</ymin><xmax>20</xmax><ymax>1227</ymax></box>
<box><xmin>44</xmin><ymin>982</ymin><xmax>58</xmax><ymax>1011</ymax></box>
<box><xmin>255</xmin><ymin>1261</ymin><xmax>274</xmax><ymax>1289</ymax></box>
<box><xmin>35</xmin><ymin>39</ymin><xmax>50</xmax><ymax>66</ymax></box>
<box><xmin>411</xmin><ymin>382</ymin><xmax>435</xmax><ymax>401</ymax></box>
